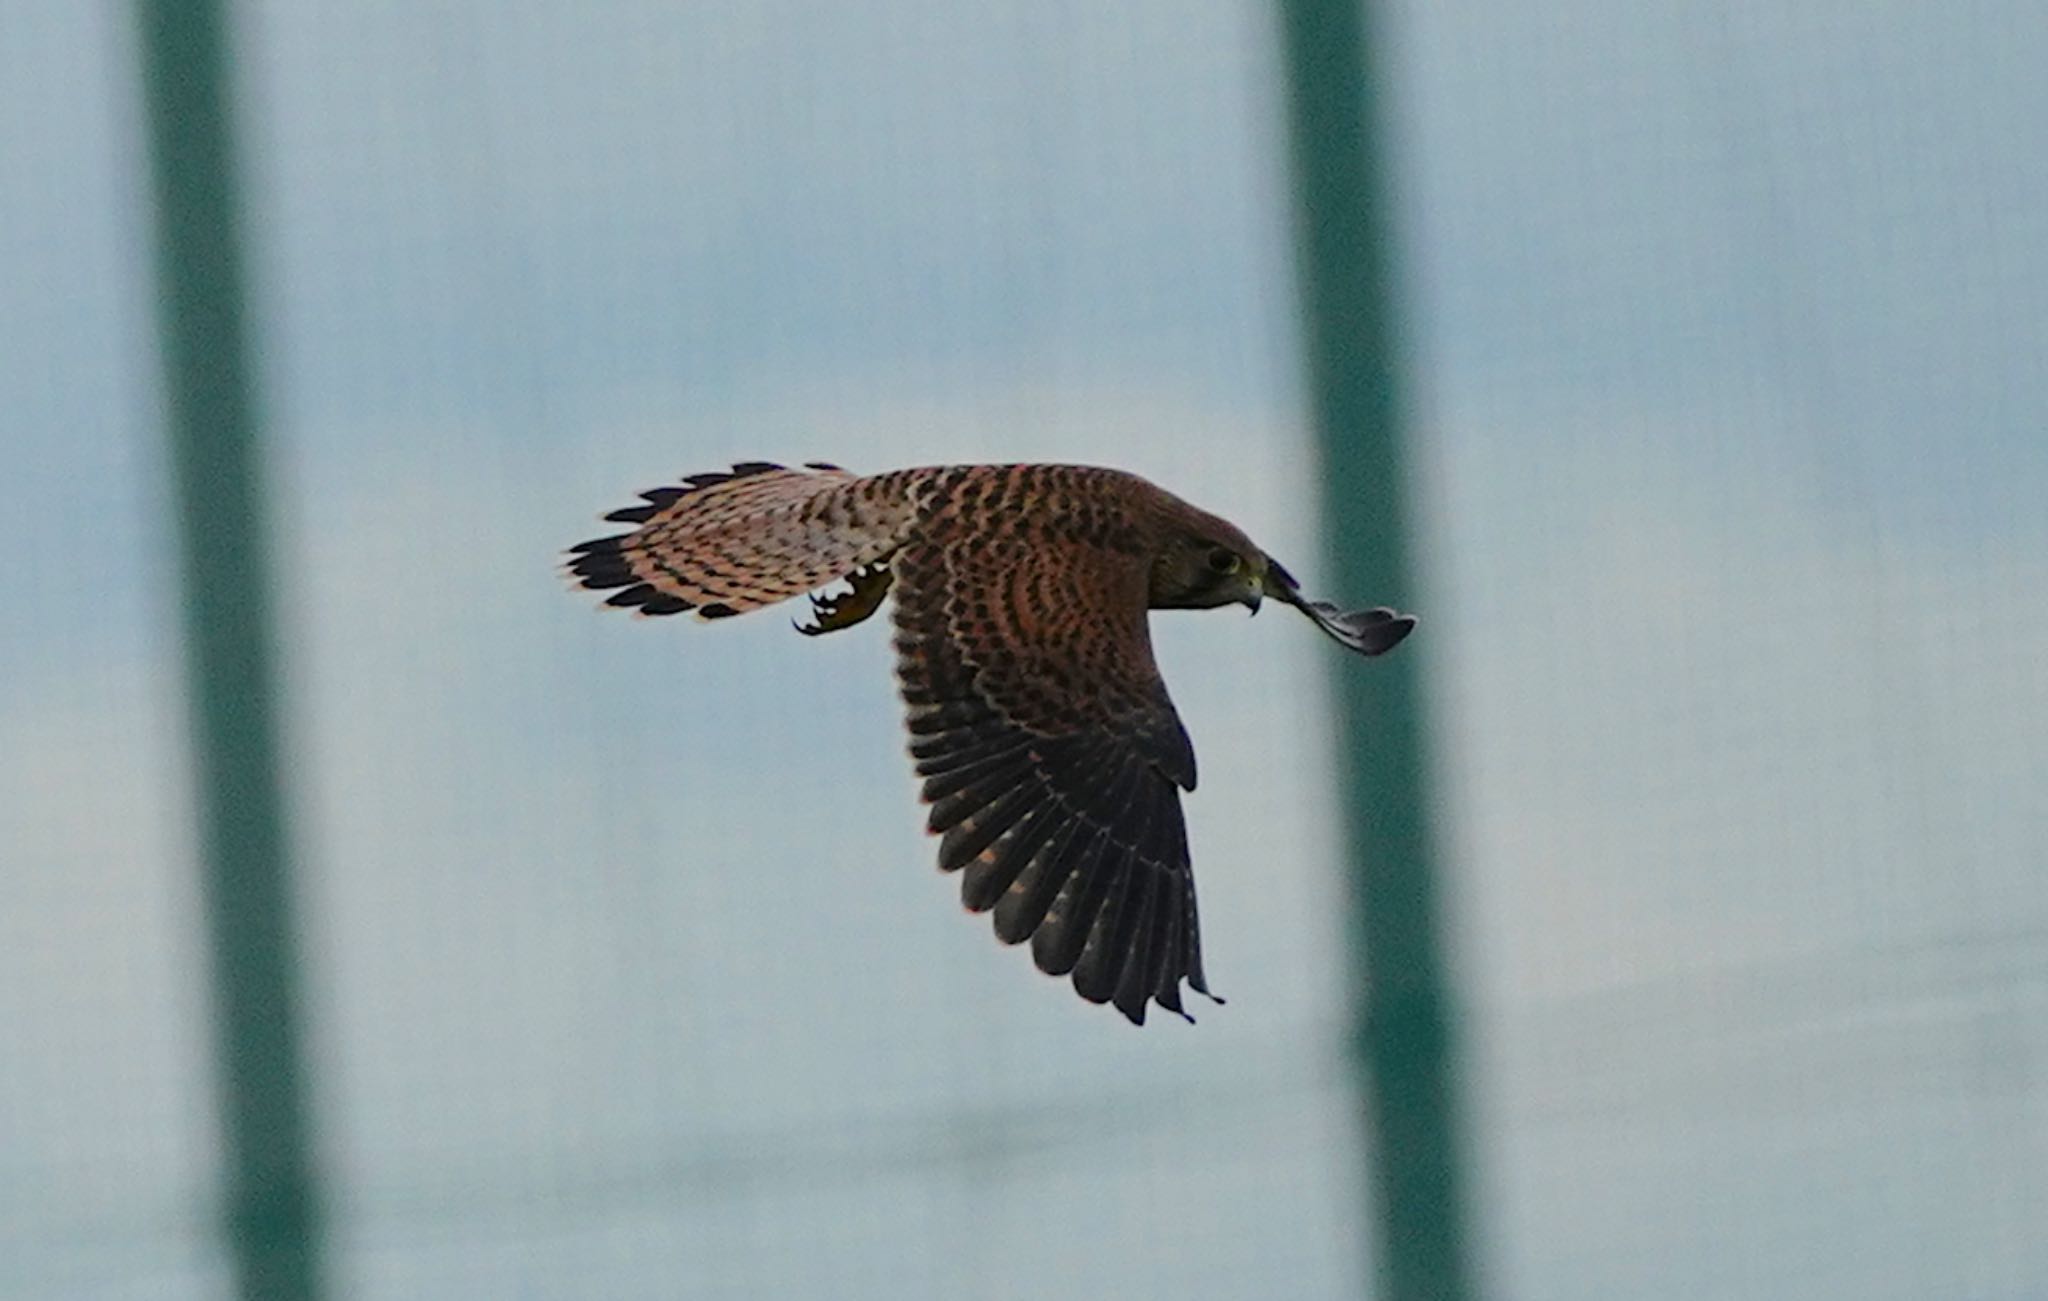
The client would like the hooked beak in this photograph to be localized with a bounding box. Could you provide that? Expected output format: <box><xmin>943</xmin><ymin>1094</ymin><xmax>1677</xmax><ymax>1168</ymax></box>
<box><xmin>1239</xmin><ymin>577</ymin><xmax>1264</xmax><ymax>615</ymax></box>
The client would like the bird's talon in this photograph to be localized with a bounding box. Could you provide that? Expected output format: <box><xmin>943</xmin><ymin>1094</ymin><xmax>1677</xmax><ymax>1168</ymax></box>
<box><xmin>796</xmin><ymin>560</ymin><xmax>895</xmax><ymax>636</ymax></box>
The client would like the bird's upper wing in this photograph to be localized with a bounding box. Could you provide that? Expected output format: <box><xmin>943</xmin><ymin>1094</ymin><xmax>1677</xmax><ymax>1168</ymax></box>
<box><xmin>890</xmin><ymin>506</ymin><xmax>1218</xmax><ymax>1025</ymax></box>
<box><xmin>566</xmin><ymin>462</ymin><xmax>912</xmax><ymax>619</ymax></box>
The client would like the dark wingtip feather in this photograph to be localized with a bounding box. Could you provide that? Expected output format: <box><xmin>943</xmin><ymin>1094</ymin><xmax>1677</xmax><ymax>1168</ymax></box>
<box><xmin>935</xmin><ymin>782</ymin><xmax>1038</xmax><ymax>869</ymax></box>
<box><xmin>567</xmin><ymin>540</ymin><xmax>639</xmax><ymax>590</ymax></box>
<box><xmin>698</xmin><ymin>602</ymin><xmax>739</xmax><ymax>620</ymax></box>
<box><xmin>604</xmin><ymin>583</ymin><xmax>660</xmax><ymax>608</ymax></box>
<box><xmin>1007</xmin><ymin>824</ymin><xmax>1112</xmax><ymax>952</ymax></box>
<box><xmin>598</xmin><ymin>581</ymin><xmax>697</xmax><ymax>615</ymax></box>
<box><xmin>964</xmin><ymin>803</ymin><xmax>1068</xmax><ymax>917</ymax></box>
<box><xmin>1154</xmin><ymin>969</ymin><xmax>1195</xmax><ymax>1023</ymax></box>
<box><xmin>593</xmin><ymin>462</ymin><xmax>775</xmax><ymax>528</ymax></box>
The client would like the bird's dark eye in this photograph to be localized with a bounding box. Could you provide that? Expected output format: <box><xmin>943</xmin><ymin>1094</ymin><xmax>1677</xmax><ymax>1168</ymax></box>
<box><xmin>1206</xmin><ymin>548</ymin><xmax>1240</xmax><ymax>575</ymax></box>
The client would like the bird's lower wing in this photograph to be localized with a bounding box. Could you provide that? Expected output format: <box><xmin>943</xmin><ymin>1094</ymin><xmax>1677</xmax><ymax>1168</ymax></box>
<box><xmin>890</xmin><ymin>514</ymin><xmax>1218</xmax><ymax>1026</ymax></box>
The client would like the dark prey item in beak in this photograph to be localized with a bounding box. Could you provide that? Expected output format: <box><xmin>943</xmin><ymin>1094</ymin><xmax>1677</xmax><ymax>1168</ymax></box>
<box><xmin>1266</xmin><ymin>559</ymin><xmax>1417</xmax><ymax>657</ymax></box>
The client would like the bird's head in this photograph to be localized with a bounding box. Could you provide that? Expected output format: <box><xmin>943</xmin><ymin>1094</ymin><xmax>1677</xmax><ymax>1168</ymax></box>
<box><xmin>1148</xmin><ymin>497</ymin><xmax>1418</xmax><ymax>657</ymax></box>
<box><xmin>1148</xmin><ymin>513</ymin><xmax>1271</xmax><ymax>613</ymax></box>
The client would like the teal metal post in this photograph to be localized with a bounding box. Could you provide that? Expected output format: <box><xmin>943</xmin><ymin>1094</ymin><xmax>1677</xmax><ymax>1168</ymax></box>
<box><xmin>1274</xmin><ymin>2</ymin><xmax>1473</xmax><ymax>1299</ymax></box>
<box><xmin>135</xmin><ymin>4</ymin><xmax>325</xmax><ymax>1298</ymax></box>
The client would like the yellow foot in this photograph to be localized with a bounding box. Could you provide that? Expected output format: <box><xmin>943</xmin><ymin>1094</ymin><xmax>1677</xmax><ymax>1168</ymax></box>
<box><xmin>796</xmin><ymin>559</ymin><xmax>895</xmax><ymax>636</ymax></box>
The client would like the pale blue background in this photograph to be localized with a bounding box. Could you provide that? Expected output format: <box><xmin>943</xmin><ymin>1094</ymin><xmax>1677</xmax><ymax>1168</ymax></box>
<box><xmin>2</xmin><ymin>3</ymin><xmax>2043</xmax><ymax>1298</ymax></box>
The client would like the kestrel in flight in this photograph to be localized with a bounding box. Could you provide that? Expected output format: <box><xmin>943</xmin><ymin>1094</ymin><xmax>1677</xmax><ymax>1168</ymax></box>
<box><xmin>566</xmin><ymin>462</ymin><xmax>1414</xmax><ymax>1024</ymax></box>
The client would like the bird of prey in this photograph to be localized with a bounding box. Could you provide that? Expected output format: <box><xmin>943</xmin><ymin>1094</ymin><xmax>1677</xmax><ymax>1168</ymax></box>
<box><xmin>565</xmin><ymin>461</ymin><xmax>1414</xmax><ymax>1024</ymax></box>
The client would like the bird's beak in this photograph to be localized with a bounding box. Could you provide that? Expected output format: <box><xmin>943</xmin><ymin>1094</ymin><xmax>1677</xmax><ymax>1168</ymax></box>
<box><xmin>1239</xmin><ymin>573</ymin><xmax>1264</xmax><ymax>615</ymax></box>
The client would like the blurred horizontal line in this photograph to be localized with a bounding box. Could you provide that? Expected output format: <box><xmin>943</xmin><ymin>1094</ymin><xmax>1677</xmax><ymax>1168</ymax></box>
<box><xmin>333</xmin><ymin>1032</ymin><xmax>1349</xmax><ymax>1239</ymax></box>
<box><xmin>11</xmin><ymin>932</ymin><xmax>2047</xmax><ymax>1256</ymax></box>
<box><xmin>1</xmin><ymin>1028</ymin><xmax>1351</xmax><ymax>1257</ymax></box>
<box><xmin>1468</xmin><ymin>928</ymin><xmax>2048</xmax><ymax>1122</ymax></box>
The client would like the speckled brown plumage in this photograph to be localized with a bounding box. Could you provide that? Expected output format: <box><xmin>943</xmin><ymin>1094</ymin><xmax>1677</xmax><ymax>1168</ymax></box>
<box><xmin>567</xmin><ymin>461</ymin><xmax>1416</xmax><ymax>1025</ymax></box>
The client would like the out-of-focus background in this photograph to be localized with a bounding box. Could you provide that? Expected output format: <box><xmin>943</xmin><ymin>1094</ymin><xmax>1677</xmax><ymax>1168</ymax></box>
<box><xmin>5</xmin><ymin>3</ymin><xmax>2045</xmax><ymax>1299</ymax></box>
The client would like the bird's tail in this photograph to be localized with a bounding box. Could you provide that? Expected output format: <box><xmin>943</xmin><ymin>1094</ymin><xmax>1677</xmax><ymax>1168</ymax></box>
<box><xmin>565</xmin><ymin>461</ymin><xmax>915</xmax><ymax>620</ymax></box>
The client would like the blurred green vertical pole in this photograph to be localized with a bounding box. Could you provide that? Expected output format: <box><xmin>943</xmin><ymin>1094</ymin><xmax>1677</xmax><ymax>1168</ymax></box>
<box><xmin>1275</xmin><ymin>2</ymin><xmax>1472</xmax><ymax>1299</ymax></box>
<box><xmin>135</xmin><ymin>3</ymin><xmax>325</xmax><ymax>1299</ymax></box>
